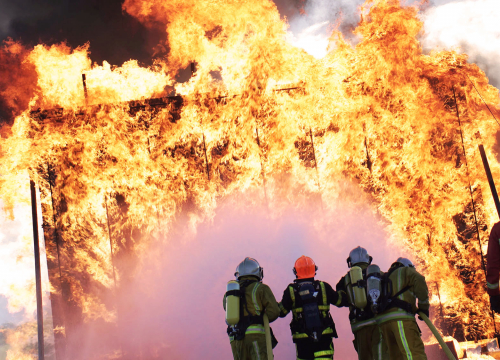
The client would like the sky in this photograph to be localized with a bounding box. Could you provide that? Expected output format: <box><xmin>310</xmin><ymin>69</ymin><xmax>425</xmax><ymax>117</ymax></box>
<box><xmin>0</xmin><ymin>0</ymin><xmax>499</xmax><ymax>357</ymax></box>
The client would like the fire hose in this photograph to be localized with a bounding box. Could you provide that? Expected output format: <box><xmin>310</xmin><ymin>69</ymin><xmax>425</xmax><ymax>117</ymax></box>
<box><xmin>263</xmin><ymin>313</ymin><xmax>274</xmax><ymax>360</ymax></box>
<box><xmin>418</xmin><ymin>311</ymin><xmax>457</xmax><ymax>360</ymax></box>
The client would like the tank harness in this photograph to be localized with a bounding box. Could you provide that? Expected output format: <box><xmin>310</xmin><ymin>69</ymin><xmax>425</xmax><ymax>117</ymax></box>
<box><xmin>289</xmin><ymin>280</ymin><xmax>337</xmax><ymax>342</ymax></box>
<box><xmin>226</xmin><ymin>279</ymin><xmax>265</xmax><ymax>341</ymax></box>
<box><xmin>349</xmin><ymin>264</ymin><xmax>412</xmax><ymax>321</ymax></box>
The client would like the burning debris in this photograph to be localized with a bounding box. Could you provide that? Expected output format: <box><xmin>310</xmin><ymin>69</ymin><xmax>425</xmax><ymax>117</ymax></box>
<box><xmin>1</xmin><ymin>0</ymin><xmax>500</xmax><ymax>358</ymax></box>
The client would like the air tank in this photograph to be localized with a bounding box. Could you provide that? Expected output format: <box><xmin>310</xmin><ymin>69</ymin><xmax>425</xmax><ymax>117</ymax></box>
<box><xmin>225</xmin><ymin>280</ymin><xmax>240</xmax><ymax>325</ymax></box>
<box><xmin>366</xmin><ymin>264</ymin><xmax>382</xmax><ymax>314</ymax></box>
<box><xmin>350</xmin><ymin>266</ymin><xmax>367</xmax><ymax>309</ymax></box>
<box><xmin>344</xmin><ymin>273</ymin><xmax>355</xmax><ymax>306</ymax></box>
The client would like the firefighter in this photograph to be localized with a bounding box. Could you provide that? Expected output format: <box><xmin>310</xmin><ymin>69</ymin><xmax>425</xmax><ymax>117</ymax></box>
<box><xmin>223</xmin><ymin>257</ymin><xmax>280</xmax><ymax>360</ymax></box>
<box><xmin>335</xmin><ymin>246</ymin><xmax>387</xmax><ymax>360</ymax></box>
<box><xmin>279</xmin><ymin>255</ymin><xmax>346</xmax><ymax>360</ymax></box>
<box><xmin>486</xmin><ymin>222</ymin><xmax>500</xmax><ymax>312</ymax></box>
<box><xmin>377</xmin><ymin>257</ymin><xmax>429</xmax><ymax>360</ymax></box>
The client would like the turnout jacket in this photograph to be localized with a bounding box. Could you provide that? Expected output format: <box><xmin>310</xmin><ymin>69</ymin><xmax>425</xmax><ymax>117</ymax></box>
<box><xmin>336</xmin><ymin>264</ymin><xmax>383</xmax><ymax>333</ymax></box>
<box><xmin>279</xmin><ymin>278</ymin><xmax>346</xmax><ymax>342</ymax></box>
<box><xmin>487</xmin><ymin>222</ymin><xmax>500</xmax><ymax>296</ymax></box>
<box><xmin>377</xmin><ymin>264</ymin><xmax>429</xmax><ymax>324</ymax></box>
<box><xmin>223</xmin><ymin>276</ymin><xmax>280</xmax><ymax>340</ymax></box>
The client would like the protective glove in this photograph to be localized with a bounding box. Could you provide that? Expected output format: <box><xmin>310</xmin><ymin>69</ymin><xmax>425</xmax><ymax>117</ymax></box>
<box><xmin>417</xmin><ymin>308</ymin><xmax>429</xmax><ymax>321</ymax></box>
<box><xmin>490</xmin><ymin>295</ymin><xmax>500</xmax><ymax>313</ymax></box>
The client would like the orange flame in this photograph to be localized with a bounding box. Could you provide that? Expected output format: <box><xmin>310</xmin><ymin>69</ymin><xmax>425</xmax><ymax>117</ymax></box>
<box><xmin>1</xmin><ymin>0</ymin><xmax>500</xmax><ymax>357</ymax></box>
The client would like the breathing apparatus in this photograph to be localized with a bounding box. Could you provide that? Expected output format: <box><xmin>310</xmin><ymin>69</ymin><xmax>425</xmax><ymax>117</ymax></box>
<box><xmin>366</xmin><ymin>264</ymin><xmax>383</xmax><ymax>314</ymax></box>
<box><xmin>226</xmin><ymin>257</ymin><xmax>263</xmax><ymax>326</ymax></box>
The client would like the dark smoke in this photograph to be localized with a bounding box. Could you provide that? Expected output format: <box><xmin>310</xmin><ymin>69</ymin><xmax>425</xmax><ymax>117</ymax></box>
<box><xmin>0</xmin><ymin>0</ymin><xmax>164</xmax><ymax>67</ymax></box>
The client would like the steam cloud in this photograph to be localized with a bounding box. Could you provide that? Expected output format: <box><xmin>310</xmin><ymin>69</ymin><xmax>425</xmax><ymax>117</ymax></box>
<box><xmin>92</xmin><ymin>190</ymin><xmax>407</xmax><ymax>360</ymax></box>
<box><xmin>420</xmin><ymin>0</ymin><xmax>500</xmax><ymax>89</ymax></box>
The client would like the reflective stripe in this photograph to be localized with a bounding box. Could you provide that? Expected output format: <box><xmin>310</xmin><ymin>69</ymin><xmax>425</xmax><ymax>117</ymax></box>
<box><xmin>246</xmin><ymin>325</ymin><xmax>266</xmax><ymax>335</ymax></box>
<box><xmin>292</xmin><ymin>327</ymin><xmax>334</xmax><ymax>340</ymax></box>
<box><xmin>488</xmin><ymin>282</ymin><xmax>500</xmax><ymax>289</ymax></box>
<box><xmin>397</xmin><ymin>269</ymin><xmax>404</xmax><ymax>300</ymax></box>
<box><xmin>397</xmin><ymin>321</ymin><xmax>413</xmax><ymax>360</ymax></box>
<box><xmin>351</xmin><ymin>318</ymin><xmax>378</xmax><ymax>332</ymax></box>
<box><xmin>318</xmin><ymin>305</ymin><xmax>330</xmax><ymax>310</ymax></box>
<box><xmin>320</xmin><ymin>282</ymin><xmax>327</xmax><ymax>305</ymax></box>
<box><xmin>376</xmin><ymin>310</ymin><xmax>414</xmax><ymax>324</ymax></box>
<box><xmin>253</xmin><ymin>341</ymin><xmax>261</xmax><ymax>360</ymax></box>
<box><xmin>252</xmin><ymin>283</ymin><xmax>261</xmax><ymax>315</ymax></box>
<box><xmin>279</xmin><ymin>302</ymin><xmax>289</xmax><ymax>315</ymax></box>
<box><xmin>335</xmin><ymin>291</ymin><xmax>342</xmax><ymax>306</ymax></box>
<box><xmin>289</xmin><ymin>286</ymin><xmax>296</xmax><ymax>308</ymax></box>
<box><xmin>322</xmin><ymin>327</ymin><xmax>334</xmax><ymax>335</ymax></box>
<box><xmin>377</xmin><ymin>325</ymin><xmax>382</xmax><ymax>360</ymax></box>
<box><xmin>314</xmin><ymin>350</ymin><xmax>334</xmax><ymax>356</ymax></box>
<box><xmin>292</xmin><ymin>307</ymin><xmax>304</xmax><ymax>314</ymax></box>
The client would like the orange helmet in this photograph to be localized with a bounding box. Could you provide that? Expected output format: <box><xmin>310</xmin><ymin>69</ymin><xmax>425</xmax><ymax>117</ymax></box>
<box><xmin>293</xmin><ymin>255</ymin><xmax>318</xmax><ymax>279</ymax></box>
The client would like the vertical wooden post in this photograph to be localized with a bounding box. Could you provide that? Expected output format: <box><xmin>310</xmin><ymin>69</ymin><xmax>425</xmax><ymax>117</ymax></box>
<box><xmin>30</xmin><ymin>180</ymin><xmax>45</xmax><ymax>360</ymax></box>
<box><xmin>82</xmin><ymin>74</ymin><xmax>88</xmax><ymax>104</ymax></box>
<box><xmin>479</xmin><ymin>144</ymin><xmax>500</xmax><ymax>219</ymax></box>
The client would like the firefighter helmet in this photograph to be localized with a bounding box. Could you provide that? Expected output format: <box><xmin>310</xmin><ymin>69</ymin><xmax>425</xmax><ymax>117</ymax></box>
<box><xmin>293</xmin><ymin>255</ymin><xmax>318</xmax><ymax>279</ymax></box>
<box><xmin>396</xmin><ymin>257</ymin><xmax>414</xmax><ymax>268</ymax></box>
<box><xmin>347</xmin><ymin>246</ymin><xmax>372</xmax><ymax>268</ymax></box>
<box><xmin>234</xmin><ymin>257</ymin><xmax>264</xmax><ymax>280</ymax></box>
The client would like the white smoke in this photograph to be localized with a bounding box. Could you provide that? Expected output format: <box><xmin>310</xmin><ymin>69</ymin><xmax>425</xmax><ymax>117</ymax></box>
<box><xmin>284</xmin><ymin>0</ymin><xmax>500</xmax><ymax>90</ymax></box>
<box><xmin>286</xmin><ymin>0</ymin><xmax>365</xmax><ymax>58</ymax></box>
<box><xmin>420</xmin><ymin>0</ymin><xmax>500</xmax><ymax>89</ymax></box>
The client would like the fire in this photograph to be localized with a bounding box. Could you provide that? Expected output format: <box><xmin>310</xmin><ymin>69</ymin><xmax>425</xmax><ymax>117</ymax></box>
<box><xmin>1</xmin><ymin>0</ymin><xmax>500</xmax><ymax>358</ymax></box>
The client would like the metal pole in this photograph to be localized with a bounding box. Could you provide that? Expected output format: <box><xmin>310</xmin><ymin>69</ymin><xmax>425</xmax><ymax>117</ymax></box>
<box><xmin>30</xmin><ymin>180</ymin><xmax>45</xmax><ymax>360</ymax></box>
<box><xmin>478</xmin><ymin>144</ymin><xmax>500</xmax><ymax>219</ymax></box>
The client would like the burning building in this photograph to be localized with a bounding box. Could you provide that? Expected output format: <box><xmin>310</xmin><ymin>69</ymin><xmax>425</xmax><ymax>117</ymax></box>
<box><xmin>1</xmin><ymin>0</ymin><xmax>500</xmax><ymax>359</ymax></box>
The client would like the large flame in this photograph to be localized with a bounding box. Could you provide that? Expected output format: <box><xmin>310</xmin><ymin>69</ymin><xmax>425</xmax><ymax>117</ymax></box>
<box><xmin>1</xmin><ymin>0</ymin><xmax>500</xmax><ymax>358</ymax></box>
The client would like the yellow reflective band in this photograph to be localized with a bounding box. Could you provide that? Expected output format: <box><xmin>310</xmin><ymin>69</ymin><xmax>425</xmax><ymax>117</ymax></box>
<box><xmin>320</xmin><ymin>282</ymin><xmax>327</xmax><ymax>305</ymax></box>
<box><xmin>252</xmin><ymin>283</ymin><xmax>261</xmax><ymax>315</ymax></box>
<box><xmin>292</xmin><ymin>333</ymin><xmax>309</xmax><ymax>339</ymax></box>
<box><xmin>279</xmin><ymin>302</ymin><xmax>289</xmax><ymax>315</ymax></box>
<box><xmin>397</xmin><ymin>321</ymin><xmax>413</xmax><ymax>360</ymax></box>
<box><xmin>292</xmin><ymin>307</ymin><xmax>303</xmax><ymax>314</ymax></box>
<box><xmin>253</xmin><ymin>341</ymin><xmax>261</xmax><ymax>360</ymax></box>
<box><xmin>335</xmin><ymin>292</ymin><xmax>342</xmax><ymax>306</ymax></box>
<box><xmin>488</xmin><ymin>282</ymin><xmax>500</xmax><ymax>289</ymax></box>
<box><xmin>376</xmin><ymin>310</ymin><xmax>414</xmax><ymax>325</ymax></box>
<box><xmin>322</xmin><ymin>327</ymin><xmax>333</xmax><ymax>335</ymax></box>
<box><xmin>318</xmin><ymin>305</ymin><xmax>330</xmax><ymax>311</ymax></box>
<box><xmin>246</xmin><ymin>325</ymin><xmax>266</xmax><ymax>335</ymax></box>
<box><xmin>351</xmin><ymin>318</ymin><xmax>377</xmax><ymax>332</ymax></box>
<box><xmin>289</xmin><ymin>286</ymin><xmax>296</xmax><ymax>308</ymax></box>
<box><xmin>397</xmin><ymin>269</ymin><xmax>404</xmax><ymax>300</ymax></box>
<box><xmin>314</xmin><ymin>350</ymin><xmax>334</xmax><ymax>356</ymax></box>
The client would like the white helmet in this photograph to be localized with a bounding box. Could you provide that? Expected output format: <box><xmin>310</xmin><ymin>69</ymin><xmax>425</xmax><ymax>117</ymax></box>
<box><xmin>396</xmin><ymin>257</ymin><xmax>414</xmax><ymax>268</ymax></box>
<box><xmin>347</xmin><ymin>246</ymin><xmax>372</xmax><ymax>268</ymax></box>
<box><xmin>235</xmin><ymin>257</ymin><xmax>263</xmax><ymax>280</ymax></box>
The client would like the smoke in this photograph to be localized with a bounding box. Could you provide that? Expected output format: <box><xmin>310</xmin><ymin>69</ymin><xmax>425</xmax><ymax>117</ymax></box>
<box><xmin>420</xmin><ymin>0</ymin><xmax>500</xmax><ymax>89</ymax></box>
<box><xmin>0</xmin><ymin>0</ymin><xmax>164</xmax><ymax>67</ymax></box>
<box><xmin>62</xmin><ymin>186</ymin><xmax>409</xmax><ymax>359</ymax></box>
<box><xmin>282</xmin><ymin>0</ymin><xmax>365</xmax><ymax>58</ymax></box>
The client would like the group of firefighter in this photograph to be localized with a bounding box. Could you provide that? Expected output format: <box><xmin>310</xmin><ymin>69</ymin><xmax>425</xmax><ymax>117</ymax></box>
<box><xmin>223</xmin><ymin>247</ymin><xmax>430</xmax><ymax>360</ymax></box>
